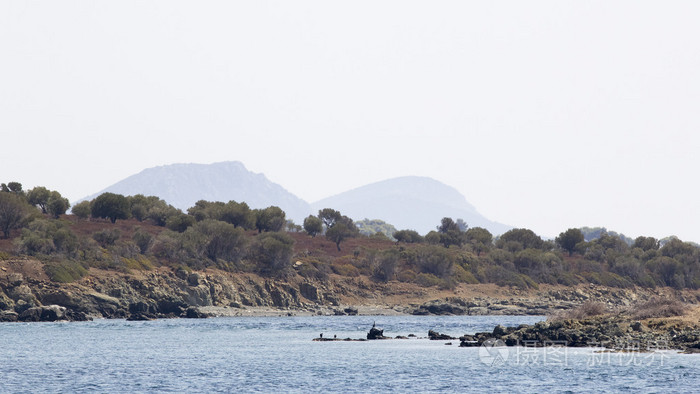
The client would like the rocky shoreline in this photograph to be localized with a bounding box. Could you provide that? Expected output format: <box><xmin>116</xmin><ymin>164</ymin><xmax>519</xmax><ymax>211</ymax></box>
<box><xmin>2</xmin><ymin>258</ymin><xmax>699</xmax><ymax>329</ymax></box>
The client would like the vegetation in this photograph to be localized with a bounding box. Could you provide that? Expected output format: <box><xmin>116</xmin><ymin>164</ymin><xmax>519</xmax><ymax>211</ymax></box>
<box><xmin>1</xmin><ymin>180</ymin><xmax>700</xmax><ymax>292</ymax></box>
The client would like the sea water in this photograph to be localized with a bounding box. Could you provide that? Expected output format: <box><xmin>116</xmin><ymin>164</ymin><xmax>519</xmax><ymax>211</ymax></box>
<box><xmin>1</xmin><ymin>315</ymin><xmax>698</xmax><ymax>393</ymax></box>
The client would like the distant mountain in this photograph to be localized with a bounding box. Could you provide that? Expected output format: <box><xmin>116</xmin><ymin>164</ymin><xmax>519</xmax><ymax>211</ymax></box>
<box><xmin>84</xmin><ymin>163</ymin><xmax>511</xmax><ymax>236</ymax></box>
<box><xmin>311</xmin><ymin>176</ymin><xmax>511</xmax><ymax>236</ymax></box>
<box><xmin>83</xmin><ymin>162</ymin><xmax>312</xmax><ymax>222</ymax></box>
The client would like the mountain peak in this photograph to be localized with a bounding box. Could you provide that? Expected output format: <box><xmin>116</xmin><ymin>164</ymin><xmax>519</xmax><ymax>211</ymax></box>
<box><xmin>312</xmin><ymin>176</ymin><xmax>509</xmax><ymax>235</ymax></box>
<box><xmin>83</xmin><ymin>161</ymin><xmax>311</xmax><ymax>221</ymax></box>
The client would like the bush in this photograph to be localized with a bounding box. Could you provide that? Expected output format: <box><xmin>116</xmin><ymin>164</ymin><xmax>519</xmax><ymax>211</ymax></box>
<box><xmin>453</xmin><ymin>264</ymin><xmax>479</xmax><ymax>284</ymax></box>
<box><xmin>551</xmin><ymin>301</ymin><xmax>607</xmax><ymax>321</ymax></box>
<box><xmin>44</xmin><ymin>260</ymin><xmax>88</xmax><ymax>283</ymax></box>
<box><xmin>331</xmin><ymin>263</ymin><xmax>360</xmax><ymax>277</ymax></box>
<box><xmin>415</xmin><ymin>273</ymin><xmax>442</xmax><ymax>287</ymax></box>
<box><xmin>251</xmin><ymin>232</ymin><xmax>295</xmax><ymax>277</ymax></box>
<box><xmin>93</xmin><ymin>229</ymin><xmax>121</xmax><ymax>247</ymax></box>
<box><xmin>629</xmin><ymin>297</ymin><xmax>687</xmax><ymax>320</ymax></box>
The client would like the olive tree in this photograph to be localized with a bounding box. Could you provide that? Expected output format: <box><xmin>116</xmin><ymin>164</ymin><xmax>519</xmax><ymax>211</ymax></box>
<box><xmin>303</xmin><ymin>215</ymin><xmax>323</xmax><ymax>237</ymax></box>
<box><xmin>0</xmin><ymin>192</ymin><xmax>32</xmax><ymax>238</ymax></box>
<box><xmin>91</xmin><ymin>192</ymin><xmax>130</xmax><ymax>223</ymax></box>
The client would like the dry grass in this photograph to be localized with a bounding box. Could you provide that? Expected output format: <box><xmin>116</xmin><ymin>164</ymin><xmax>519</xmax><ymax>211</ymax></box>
<box><xmin>628</xmin><ymin>297</ymin><xmax>687</xmax><ymax>320</ymax></box>
<box><xmin>550</xmin><ymin>301</ymin><xmax>608</xmax><ymax>321</ymax></box>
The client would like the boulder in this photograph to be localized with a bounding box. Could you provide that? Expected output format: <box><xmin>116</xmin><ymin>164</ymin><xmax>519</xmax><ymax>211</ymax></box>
<box><xmin>367</xmin><ymin>327</ymin><xmax>389</xmax><ymax>340</ymax></box>
<box><xmin>184</xmin><ymin>306</ymin><xmax>208</xmax><ymax>319</ymax></box>
<box><xmin>299</xmin><ymin>282</ymin><xmax>319</xmax><ymax>302</ymax></box>
<box><xmin>0</xmin><ymin>311</ymin><xmax>18</xmax><ymax>322</ymax></box>
<box><xmin>344</xmin><ymin>307</ymin><xmax>358</xmax><ymax>316</ymax></box>
<box><xmin>18</xmin><ymin>305</ymin><xmax>67</xmax><ymax>322</ymax></box>
<box><xmin>428</xmin><ymin>330</ymin><xmax>456</xmax><ymax>340</ymax></box>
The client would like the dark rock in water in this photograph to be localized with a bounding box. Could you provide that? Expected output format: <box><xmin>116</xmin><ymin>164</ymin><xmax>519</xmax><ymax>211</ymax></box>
<box><xmin>492</xmin><ymin>325</ymin><xmax>508</xmax><ymax>336</ymax></box>
<box><xmin>344</xmin><ymin>307</ymin><xmax>358</xmax><ymax>316</ymax></box>
<box><xmin>184</xmin><ymin>306</ymin><xmax>208</xmax><ymax>319</ymax></box>
<box><xmin>428</xmin><ymin>330</ymin><xmax>456</xmax><ymax>340</ymax></box>
<box><xmin>18</xmin><ymin>305</ymin><xmax>67</xmax><ymax>322</ymax></box>
<box><xmin>126</xmin><ymin>313</ymin><xmax>154</xmax><ymax>321</ymax></box>
<box><xmin>0</xmin><ymin>311</ymin><xmax>19</xmax><ymax>322</ymax></box>
<box><xmin>367</xmin><ymin>327</ymin><xmax>389</xmax><ymax>340</ymax></box>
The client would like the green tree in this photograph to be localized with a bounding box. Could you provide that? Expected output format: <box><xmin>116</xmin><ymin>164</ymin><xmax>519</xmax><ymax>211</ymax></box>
<box><xmin>220</xmin><ymin>201</ymin><xmax>255</xmax><ymax>229</ymax></box>
<box><xmin>394</xmin><ymin>229</ymin><xmax>423</xmax><ymax>244</ymax></box>
<box><xmin>71</xmin><ymin>200</ymin><xmax>91</xmax><ymax>219</ymax></box>
<box><xmin>165</xmin><ymin>213</ymin><xmax>195</xmax><ymax>233</ymax></box>
<box><xmin>0</xmin><ymin>192</ymin><xmax>33</xmax><ymax>238</ymax></box>
<box><xmin>437</xmin><ymin>217</ymin><xmax>467</xmax><ymax>248</ymax></box>
<box><xmin>355</xmin><ymin>218</ymin><xmax>397</xmax><ymax>238</ymax></box>
<box><xmin>465</xmin><ymin>227</ymin><xmax>493</xmax><ymax>256</ymax></box>
<box><xmin>325</xmin><ymin>215</ymin><xmax>359</xmax><ymax>251</ymax></box>
<box><xmin>373</xmin><ymin>249</ymin><xmax>400</xmax><ymax>282</ymax></box>
<box><xmin>2</xmin><ymin>182</ymin><xmax>24</xmax><ymax>194</ymax></box>
<box><xmin>555</xmin><ymin>228</ymin><xmax>584</xmax><ymax>256</ymax></box>
<box><xmin>46</xmin><ymin>191</ymin><xmax>70</xmax><ymax>218</ymax></box>
<box><xmin>318</xmin><ymin>208</ymin><xmax>342</xmax><ymax>230</ymax></box>
<box><xmin>27</xmin><ymin>186</ymin><xmax>51</xmax><ymax>213</ymax></box>
<box><xmin>254</xmin><ymin>206</ymin><xmax>286</xmax><ymax>233</ymax></box>
<box><xmin>303</xmin><ymin>215</ymin><xmax>323</xmax><ymax>237</ymax></box>
<box><xmin>188</xmin><ymin>220</ymin><xmax>248</xmax><ymax>263</ymax></box>
<box><xmin>497</xmin><ymin>228</ymin><xmax>545</xmax><ymax>251</ymax></box>
<box><xmin>91</xmin><ymin>192</ymin><xmax>130</xmax><ymax>223</ymax></box>
<box><xmin>251</xmin><ymin>232</ymin><xmax>295</xmax><ymax>277</ymax></box>
<box><xmin>633</xmin><ymin>236</ymin><xmax>659</xmax><ymax>251</ymax></box>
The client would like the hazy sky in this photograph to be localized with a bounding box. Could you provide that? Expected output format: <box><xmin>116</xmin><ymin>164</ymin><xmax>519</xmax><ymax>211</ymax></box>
<box><xmin>2</xmin><ymin>1</ymin><xmax>699</xmax><ymax>242</ymax></box>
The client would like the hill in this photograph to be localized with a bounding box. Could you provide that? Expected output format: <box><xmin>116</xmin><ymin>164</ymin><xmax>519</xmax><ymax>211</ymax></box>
<box><xmin>82</xmin><ymin>162</ymin><xmax>313</xmax><ymax>222</ymax></box>
<box><xmin>311</xmin><ymin>176</ymin><xmax>511</xmax><ymax>235</ymax></box>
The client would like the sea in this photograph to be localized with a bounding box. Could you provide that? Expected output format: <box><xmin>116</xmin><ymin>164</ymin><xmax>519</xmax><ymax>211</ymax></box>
<box><xmin>1</xmin><ymin>315</ymin><xmax>698</xmax><ymax>393</ymax></box>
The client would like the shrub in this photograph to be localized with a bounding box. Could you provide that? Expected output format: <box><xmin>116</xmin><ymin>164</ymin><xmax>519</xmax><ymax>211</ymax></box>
<box><xmin>629</xmin><ymin>297</ymin><xmax>687</xmax><ymax>320</ymax></box>
<box><xmin>551</xmin><ymin>301</ymin><xmax>607</xmax><ymax>321</ymax></box>
<box><xmin>332</xmin><ymin>263</ymin><xmax>360</xmax><ymax>277</ymax></box>
<box><xmin>93</xmin><ymin>229</ymin><xmax>121</xmax><ymax>247</ymax></box>
<box><xmin>415</xmin><ymin>272</ymin><xmax>442</xmax><ymax>287</ymax></box>
<box><xmin>44</xmin><ymin>260</ymin><xmax>88</xmax><ymax>283</ymax></box>
<box><xmin>453</xmin><ymin>264</ymin><xmax>479</xmax><ymax>284</ymax></box>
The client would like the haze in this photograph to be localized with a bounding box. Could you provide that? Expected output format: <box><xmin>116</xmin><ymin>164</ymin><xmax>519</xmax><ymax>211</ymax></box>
<box><xmin>1</xmin><ymin>1</ymin><xmax>699</xmax><ymax>242</ymax></box>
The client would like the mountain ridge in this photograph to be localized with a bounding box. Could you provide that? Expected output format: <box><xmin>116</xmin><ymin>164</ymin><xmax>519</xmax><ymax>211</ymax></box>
<box><xmin>82</xmin><ymin>161</ymin><xmax>511</xmax><ymax>235</ymax></box>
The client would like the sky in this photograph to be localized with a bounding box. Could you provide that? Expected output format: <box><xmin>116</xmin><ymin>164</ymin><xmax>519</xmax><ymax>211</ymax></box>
<box><xmin>1</xmin><ymin>1</ymin><xmax>699</xmax><ymax>242</ymax></box>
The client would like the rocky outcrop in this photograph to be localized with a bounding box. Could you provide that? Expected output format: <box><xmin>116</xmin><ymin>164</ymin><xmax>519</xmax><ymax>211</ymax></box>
<box><xmin>0</xmin><ymin>264</ymin><xmax>346</xmax><ymax>322</ymax></box>
<box><xmin>367</xmin><ymin>326</ymin><xmax>390</xmax><ymax>340</ymax></box>
<box><xmin>459</xmin><ymin>315</ymin><xmax>700</xmax><ymax>352</ymax></box>
<box><xmin>428</xmin><ymin>330</ymin><xmax>455</xmax><ymax>340</ymax></box>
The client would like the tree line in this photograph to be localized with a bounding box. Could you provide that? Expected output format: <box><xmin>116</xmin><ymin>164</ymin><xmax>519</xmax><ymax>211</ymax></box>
<box><xmin>1</xmin><ymin>180</ymin><xmax>699</xmax><ymax>291</ymax></box>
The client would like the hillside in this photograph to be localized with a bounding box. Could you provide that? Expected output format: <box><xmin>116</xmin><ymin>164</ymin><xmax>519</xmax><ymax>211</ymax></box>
<box><xmin>82</xmin><ymin>162</ymin><xmax>313</xmax><ymax>222</ymax></box>
<box><xmin>312</xmin><ymin>176</ymin><xmax>511</xmax><ymax>235</ymax></box>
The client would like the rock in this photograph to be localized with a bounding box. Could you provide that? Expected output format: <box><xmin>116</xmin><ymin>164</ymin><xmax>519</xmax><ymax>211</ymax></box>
<box><xmin>0</xmin><ymin>311</ymin><xmax>18</xmax><ymax>322</ymax></box>
<box><xmin>19</xmin><ymin>305</ymin><xmax>67</xmax><ymax>322</ymax></box>
<box><xmin>367</xmin><ymin>327</ymin><xmax>389</xmax><ymax>340</ymax></box>
<box><xmin>187</xmin><ymin>273</ymin><xmax>202</xmax><ymax>287</ymax></box>
<box><xmin>299</xmin><ymin>282</ymin><xmax>319</xmax><ymax>302</ymax></box>
<box><xmin>184</xmin><ymin>306</ymin><xmax>208</xmax><ymax>319</ymax></box>
<box><xmin>428</xmin><ymin>330</ymin><xmax>456</xmax><ymax>340</ymax></box>
<box><xmin>492</xmin><ymin>325</ymin><xmax>508</xmax><ymax>337</ymax></box>
<box><xmin>8</xmin><ymin>273</ymin><xmax>24</xmax><ymax>287</ymax></box>
<box><xmin>89</xmin><ymin>292</ymin><xmax>121</xmax><ymax>306</ymax></box>
<box><xmin>0</xmin><ymin>290</ymin><xmax>14</xmax><ymax>311</ymax></box>
<box><xmin>344</xmin><ymin>307</ymin><xmax>358</xmax><ymax>316</ymax></box>
<box><xmin>126</xmin><ymin>313</ymin><xmax>154</xmax><ymax>321</ymax></box>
